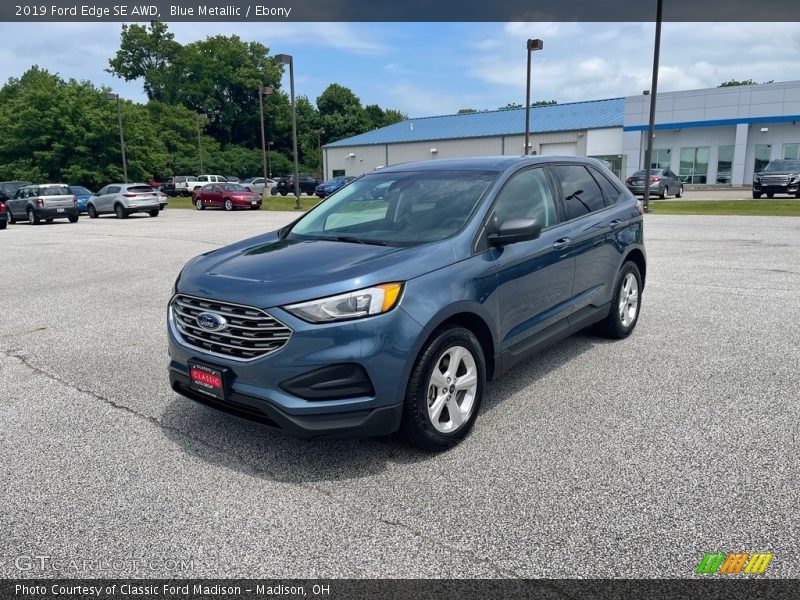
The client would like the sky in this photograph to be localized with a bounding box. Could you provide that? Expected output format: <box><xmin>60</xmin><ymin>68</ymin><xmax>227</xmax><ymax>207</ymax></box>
<box><xmin>0</xmin><ymin>22</ymin><xmax>798</xmax><ymax>118</ymax></box>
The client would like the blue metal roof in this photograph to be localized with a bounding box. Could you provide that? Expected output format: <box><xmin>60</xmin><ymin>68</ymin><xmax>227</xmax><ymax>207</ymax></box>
<box><xmin>325</xmin><ymin>97</ymin><xmax>624</xmax><ymax>148</ymax></box>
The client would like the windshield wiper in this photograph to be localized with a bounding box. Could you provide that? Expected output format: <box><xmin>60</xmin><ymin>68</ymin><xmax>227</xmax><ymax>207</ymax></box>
<box><xmin>333</xmin><ymin>236</ymin><xmax>386</xmax><ymax>246</ymax></box>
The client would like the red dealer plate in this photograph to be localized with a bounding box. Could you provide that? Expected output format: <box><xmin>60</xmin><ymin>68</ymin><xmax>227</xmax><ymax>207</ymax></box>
<box><xmin>188</xmin><ymin>362</ymin><xmax>226</xmax><ymax>400</ymax></box>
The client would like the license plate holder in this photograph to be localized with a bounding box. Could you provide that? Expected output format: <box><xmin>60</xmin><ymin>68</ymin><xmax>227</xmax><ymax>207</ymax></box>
<box><xmin>57</xmin><ymin>208</ymin><xmax>65</xmax><ymax>213</ymax></box>
<box><xmin>188</xmin><ymin>361</ymin><xmax>228</xmax><ymax>401</ymax></box>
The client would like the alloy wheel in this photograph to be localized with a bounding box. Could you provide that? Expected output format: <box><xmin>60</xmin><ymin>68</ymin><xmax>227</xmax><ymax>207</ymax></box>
<box><xmin>619</xmin><ymin>272</ymin><xmax>639</xmax><ymax>327</ymax></box>
<box><xmin>426</xmin><ymin>345</ymin><xmax>478</xmax><ymax>434</ymax></box>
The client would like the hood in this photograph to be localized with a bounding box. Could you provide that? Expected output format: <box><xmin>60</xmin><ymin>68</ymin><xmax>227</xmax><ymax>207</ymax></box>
<box><xmin>758</xmin><ymin>170</ymin><xmax>800</xmax><ymax>176</ymax></box>
<box><xmin>177</xmin><ymin>231</ymin><xmax>456</xmax><ymax>308</ymax></box>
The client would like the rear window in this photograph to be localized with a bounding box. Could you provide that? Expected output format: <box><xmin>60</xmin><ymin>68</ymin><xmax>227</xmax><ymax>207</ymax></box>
<box><xmin>38</xmin><ymin>185</ymin><xmax>71</xmax><ymax>196</ymax></box>
<box><xmin>127</xmin><ymin>185</ymin><xmax>155</xmax><ymax>193</ymax></box>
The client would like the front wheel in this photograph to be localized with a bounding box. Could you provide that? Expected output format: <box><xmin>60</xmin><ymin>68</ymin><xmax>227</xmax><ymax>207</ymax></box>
<box><xmin>224</xmin><ymin>198</ymin><xmax>234</xmax><ymax>211</ymax></box>
<box><xmin>675</xmin><ymin>185</ymin><xmax>683</xmax><ymax>198</ymax></box>
<box><xmin>595</xmin><ymin>261</ymin><xmax>642</xmax><ymax>339</ymax></box>
<box><xmin>195</xmin><ymin>198</ymin><xmax>204</xmax><ymax>210</ymax></box>
<box><xmin>28</xmin><ymin>208</ymin><xmax>40</xmax><ymax>225</ymax></box>
<box><xmin>752</xmin><ymin>191</ymin><xmax>762</xmax><ymax>199</ymax></box>
<box><xmin>401</xmin><ymin>327</ymin><xmax>485</xmax><ymax>452</ymax></box>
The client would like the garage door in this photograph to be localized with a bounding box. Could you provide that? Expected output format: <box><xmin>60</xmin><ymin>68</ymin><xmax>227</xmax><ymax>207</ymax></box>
<box><xmin>540</xmin><ymin>142</ymin><xmax>577</xmax><ymax>156</ymax></box>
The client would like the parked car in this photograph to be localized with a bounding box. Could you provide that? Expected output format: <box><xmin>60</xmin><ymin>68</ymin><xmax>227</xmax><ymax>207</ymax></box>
<box><xmin>224</xmin><ymin>176</ymin><xmax>241</xmax><ymax>183</ymax></box>
<box><xmin>315</xmin><ymin>176</ymin><xmax>357</xmax><ymax>199</ymax></box>
<box><xmin>87</xmin><ymin>183</ymin><xmax>161</xmax><ymax>219</ymax></box>
<box><xmin>193</xmin><ymin>183</ymin><xmax>261</xmax><ymax>211</ymax></box>
<box><xmin>0</xmin><ymin>180</ymin><xmax>32</xmax><ymax>203</ymax></box>
<box><xmin>148</xmin><ymin>179</ymin><xmax>162</xmax><ymax>190</ymax></box>
<box><xmin>624</xmin><ymin>169</ymin><xmax>683</xmax><ymax>198</ymax></box>
<box><xmin>752</xmin><ymin>159</ymin><xmax>800</xmax><ymax>198</ymax></box>
<box><xmin>68</xmin><ymin>185</ymin><xmax>93</xmax><ymax>213</ymax></box>
<box><xmin>273</xmin><ymin>174</ymin><xmax>320</xmax><ymax>196</ymax></box>
<box><xmin>191</xmin><ymin>175</ymin><xmax>228</xmax><ymax>199</ymax></box>
<box><xmin>0</xmin><ymin>199</ymin><xmax>8</xmax><ymax>230</ymax></box>
<box><xmin>156</xmin><ymin>190</ymin><xmax>168</xmax><ymax>210</ymax></box>
<box><xmin>168</xmin><ymin>156</ymin><xmax>646</xmax><ymax>451</ymax></box>
<box><xmin>270</xmin><ymin>176</ymin><xmax>288</xmax><ymax>195</ymax></box>
<box><xmin>241</xmin><ymin>177</ymin><xmax>276</xmax><ymax>195</ymax></box>
<box><xmin>161</xmin><ymin>176</ymin><xmax>191</xmax><ymax>197</ymax></box>
<box><xmin>6</xmin><ymin>183</ymin><xmax>79</xmax><ymax>225</ymax></box>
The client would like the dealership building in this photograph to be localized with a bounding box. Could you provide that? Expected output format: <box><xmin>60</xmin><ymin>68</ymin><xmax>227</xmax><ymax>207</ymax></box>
<box><xmin>323</xmin><ymin>80</ymin><xmax>800</xmax><ymax>185</ymax></box>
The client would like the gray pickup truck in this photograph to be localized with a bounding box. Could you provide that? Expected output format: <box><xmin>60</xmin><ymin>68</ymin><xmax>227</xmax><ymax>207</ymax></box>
<box><xmin>6</xmin><ymin>183</ymin><xmax>79</xmax><ymax>225</ymax></box>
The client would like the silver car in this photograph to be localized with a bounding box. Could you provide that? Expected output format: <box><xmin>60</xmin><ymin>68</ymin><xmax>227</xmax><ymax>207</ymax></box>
<box><xmin>241</xmin><ymin>177</ymin><xmax>276</xmax><ymax>195</ymax></box>
<box><xmin>87</xmin><ymin>184</ymin><xmax>162</xmax><ymax>219</ymax></box>
<box><xmin>6</xmin><ymin>183</ymin><xmax>79</xmax><ymax>225</ymax></box>
<box><xmin>624</xmin><ymin>169</ymin><xmax>684</xmax><ymax>199</ymax></box>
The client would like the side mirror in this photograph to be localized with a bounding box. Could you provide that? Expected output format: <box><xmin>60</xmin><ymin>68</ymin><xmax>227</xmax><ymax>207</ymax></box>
<box><xmin>488</xmin><ymin>218</ymin><xmax>542</xmax><ymax>247</ymax></box>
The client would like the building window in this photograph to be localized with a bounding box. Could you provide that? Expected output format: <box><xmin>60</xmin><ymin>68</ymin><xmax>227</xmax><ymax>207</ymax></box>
<box><xmin>716</xmin><ymin>145</ymin><xmax>734</xmax><ymax>184</ymax></box>
<box><xmin>332</xmin><ymin>169</ymin><xmax>345</xmax><ymax>177</ymax></box>
<box><xmin>646</xmin><ymin>148</ymin><xmax>671</xmax><ymax>170</ymax></box>
<box><xmin>589</xmin><ymin>155</ymin><xmax>623</xmax><ymax>178</ymax></box>
<box><xmin>679</xmin><ymin>147</ymin><xmax>710</xmax><ymax>184</ymax></box>
<box><xmin>754</xmin><ymin>144</ymin><xmax>771</xmax><ymax>174</ymax></box>
<box><xmin>783</xmin><ymin>144</ymin><xmax>799</xmax><ymax>160</ymax></box>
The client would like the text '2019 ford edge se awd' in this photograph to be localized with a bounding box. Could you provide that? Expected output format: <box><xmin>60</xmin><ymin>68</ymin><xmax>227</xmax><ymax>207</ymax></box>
<box><xmin>168</xmin><ymin>156</ymin><xmax>646</xmax><ymax>451</ymax></box>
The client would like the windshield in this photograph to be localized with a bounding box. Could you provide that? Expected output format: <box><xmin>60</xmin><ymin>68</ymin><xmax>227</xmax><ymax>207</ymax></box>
<box><xmin>221</xmin><ymin>184</ymin><xmax>247</xmax><ymax>191</ymax></box>
<box><xmin>40</xmin><ymin>185</ymin><xmax>71</xmax><ymax>196</ymax></box>
<box><xmin>289</xmin><ymin>170</ymin><xmax>498</xmax><ymax>246</ymax></box>
<box><xmin>765</xmin><ymin>160</ymin><xmax>800</xmax><ymax>172</ymax></box>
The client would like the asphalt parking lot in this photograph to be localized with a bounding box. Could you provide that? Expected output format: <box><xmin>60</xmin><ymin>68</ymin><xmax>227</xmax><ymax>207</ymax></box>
<box><xmin>1</xmin><ymin>210</ymin><xmax>798</xmax><ymax>578</ymax></box>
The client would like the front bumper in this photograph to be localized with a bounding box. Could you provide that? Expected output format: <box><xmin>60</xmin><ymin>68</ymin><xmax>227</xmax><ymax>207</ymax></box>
<box><xmin>753</xmin><ymin>181</ymin><xmax>800</xmax><ymax>194</ymax></box>
<box><xmin>167</xmin><ymin>301</ymin><xmax>420</xmax><ymax>439</ymax></box>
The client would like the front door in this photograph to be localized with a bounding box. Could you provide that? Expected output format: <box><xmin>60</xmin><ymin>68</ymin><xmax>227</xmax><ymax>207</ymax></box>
<box><xmin>489</xmin><ymin>167</ymin><xmax>576</xmax><ymax>362</ymax></box>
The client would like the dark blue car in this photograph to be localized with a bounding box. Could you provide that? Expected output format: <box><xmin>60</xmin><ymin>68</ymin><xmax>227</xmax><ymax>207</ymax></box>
<box><xmin>168</xmin><ymin>156</ymin><xmax>645</xmax><ymax>451</ymax></box>
<box><xmin>315</xmin><ymin>175</ymin><xmax>356</xmax><ymax>198</ymax></box>
<box><xmin>68</xmin><ymin>185</ymin><xmax>93</xmax><ymax>213</ymax></box>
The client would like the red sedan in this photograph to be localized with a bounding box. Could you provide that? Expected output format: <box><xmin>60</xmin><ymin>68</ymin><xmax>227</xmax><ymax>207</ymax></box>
<box><xmin>193</xmin><ymin>184</ymin><xmax>262</xmax><ymax>211</ymax></box>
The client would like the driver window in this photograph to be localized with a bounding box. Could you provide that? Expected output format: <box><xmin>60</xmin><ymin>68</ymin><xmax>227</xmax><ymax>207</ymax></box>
<box><xmin>493</xmin><ymin>168</ymin><xmax>558</xmax><ymax>229</ymax></box>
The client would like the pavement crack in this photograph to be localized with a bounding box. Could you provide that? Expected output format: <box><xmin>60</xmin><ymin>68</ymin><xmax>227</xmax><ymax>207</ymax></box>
<box><xmin>1</xmin><ymin>347</ymin><xmax>513</xmax><ymax>576</ymax></box>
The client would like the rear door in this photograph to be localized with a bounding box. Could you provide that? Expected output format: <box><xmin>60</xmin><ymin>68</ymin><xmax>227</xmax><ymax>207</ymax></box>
<box><xmin>487</xmin><ymin>166</ymin><xmax>576</xmax><ymax>362</ymax></box>
<box><xmin>549</xmin><ymin>163</ymin><xmax>624</xmax><ymax>323</ymax></box>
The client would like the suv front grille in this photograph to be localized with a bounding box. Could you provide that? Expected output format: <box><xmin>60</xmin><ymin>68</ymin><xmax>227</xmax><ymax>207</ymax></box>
<box><xmin>170</xmin><ymin>294</ymin><xmax>292</xmax><ymax>360</ymax></box>
<box><xmin>761</xmin><ymin>175</ymin><xmax>790</xmax><ymax>185</ymax></box>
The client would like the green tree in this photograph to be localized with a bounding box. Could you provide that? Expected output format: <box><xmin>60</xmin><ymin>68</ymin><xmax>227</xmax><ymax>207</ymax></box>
<box><xmin>531</xmin><ymin>100</ymin><xmax>557</xmax><ymax>106</ymax></box>
<box><xmin>316</xmin><ymin>84</ymin><xmax>370</xmax><ymax>143</ymax></box>
<box><xmin>457</xmin><ymin>108</ymin><xmax>478</xmax><ymax>114</ymax></box>
<box><xmin>499</xmin><ymin>102</ymin><xmax>523</xmax><ymax>110</ymax></box>
<box><xmin>718</xmin><ymin>79</ymin><xmax>758</xmax><ymax>87</ymax></box>
<box><xmin>107</xmin><ymin>21</ymin><xmax>181</xmax><ymax>103</ymax></box>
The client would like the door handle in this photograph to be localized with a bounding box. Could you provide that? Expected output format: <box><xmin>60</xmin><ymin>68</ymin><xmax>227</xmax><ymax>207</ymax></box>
<box><xmin>608</xmin><ymin>219</ymin><xmax>622</xmax><ymax>228</ymax></box>
<box><xmin>552</xmin><ymin>237</ymin><xmax>572</xmax><ymax>249</ymax></box>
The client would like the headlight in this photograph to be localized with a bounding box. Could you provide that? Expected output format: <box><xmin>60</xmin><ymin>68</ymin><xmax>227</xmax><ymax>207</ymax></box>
<box><xmin>284</xmin><ymin>283</ymin><xmax>403</xmax><ymax>323</ymax></box>
<box><xmin>754</xmin><ymin>175</ymin><xmax>761</xmax><ymax>183</ymax></box>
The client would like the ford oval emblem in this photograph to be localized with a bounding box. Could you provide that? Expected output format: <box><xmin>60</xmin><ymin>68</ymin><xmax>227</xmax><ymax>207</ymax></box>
<box><xmin>196</xmin><ymin>312</ymin><xmax>227</xmax><ymax>332</ymax></box>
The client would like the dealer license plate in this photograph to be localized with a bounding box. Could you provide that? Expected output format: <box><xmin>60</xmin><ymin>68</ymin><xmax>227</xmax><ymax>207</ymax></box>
<box><xmin>188</xmin><ymin>361</ymin><xmax>226</xmax><ymax>400</ymax></box>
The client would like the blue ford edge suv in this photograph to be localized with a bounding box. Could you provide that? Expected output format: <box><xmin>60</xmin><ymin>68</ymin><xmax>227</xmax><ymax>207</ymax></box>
<box><xmin>168</xmin><ymin>156</ymin><xmax>645</xmax><ymax>451</ymax></box>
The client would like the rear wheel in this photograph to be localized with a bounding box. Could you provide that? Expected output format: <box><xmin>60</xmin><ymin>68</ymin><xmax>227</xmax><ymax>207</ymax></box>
<box><xmin>28</xmin><ymin>208</ymin><xmax>40</xmax><ymax>225</ymax></box>
<box><xmin>114</xmin><ymin>204</ymin><xmax>127</xmax><ymax>219</ymax></box>
<box><xmin>675</xmin><ymin>185</ymin><xmax>684</xmax><ymax>198</ymax></box>
<box><xmin>595</xmin><ymin>261</ymin><xmax>642</xmax><ymax>339</ymax></box>
<box><xmin>195</xmin><ymin>198</ymin><xmax>204</xmax><ymax>210</ymax></box>
<box><xmin>68</xmin><ymin>215</ymin><xmax>79</xmax><ymax>223</ymax></box>
<box><xmin>224</xmin><ymin>198</ymin><xmax>234</xmax><ymax>211</ymax></box>
<box><xmin>401</xmin><ymin>326</ymin><xmax>485</xmax><ymax>452</ymax></box>
<box><xmin>148</xmin><ymin>209</ymin><xmax>159</xmax><ymax>217</ymax></box>
<box><xmin>87</xmin><ymin>204</ymin><xmax>98</xmax><ymax>219</ymax></box>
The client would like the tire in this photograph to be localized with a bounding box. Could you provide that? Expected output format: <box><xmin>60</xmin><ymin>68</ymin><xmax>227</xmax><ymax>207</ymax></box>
<box><xmin>223</xmin><ymin>198</ymin><xmax>234</xmax><ymax>211</ymax></box>
<box><xmin>68</xmin><ymin>215</ymin><xmax>79</xmax><ymax>223</ymax></box>
<box><xmin>401</xmin><ymin>326</ymin><xmax>485</xmax><ymax>452</ymax></box>
<box><xmin>752</xmin><ymin>191</ymin><xmax>762</xmax><ymax>199</ymax></box>
<box><xmin>271</xmin><ymin>188</ymin><xmax>278</xmax><ymax>196</ymax></box>
<box><xmin>28</xmin><ymin>208</ymin><xmax>40</xmax><ymax>225</ymax></box>
<box><xmin>766</xmin><ymin>192</ymin><xmax>775</xmax><ymax>199</ymax></box>
<box><xmin>659</xmin><ymin>186</ymin><xmax>668</xmax><ymax>199</ymax></box>
<box><xmin>0</xmin><ymin>220</ymin><xmax>6</xmax><ymax>230</ymax></box>
<box><xmin>45</xmin><ymin>218</ymin><xmax>54</xmax><ymax>224</ymax></box>
<box><xmin>195</xmin><ymin>198</ymin><xmax>204</xmax><ymax>210</ymax></box>
<box><xmin>675</xmin><ymin>185</ymin><xmax>683</xmax><ymax>198</ymax></box>
<box><xmin>8</xmin><ymin>212</ymin><xmax>16</xmax><ymax>224</ymax></box>
<box><xmin>87</xmin><ymin>204</ymin><xmax>98</xmax><ymax>219</ymax></box>
<box><xmin>795</xmin><ymin>190</ymin><xmax>800</xmax><ymax>199</ymax></box>
<box><xmin>280</xmin><ymin>191</ymin><xmax>287</xmax><ymax>196</ymax></box>
<box><xmin>114</xmin><ymin>204</ymin><xmax>128</xmax><ymax>219</ymax></box>
<box><xmin>595</xmin><ymin>261</ymin><xmax>643</xmax><ymax>339</ymax></box>
<box><xmin>148</xmin><ymin>209</ymin><xmax>159</xmax><ymax>217</ymax></box>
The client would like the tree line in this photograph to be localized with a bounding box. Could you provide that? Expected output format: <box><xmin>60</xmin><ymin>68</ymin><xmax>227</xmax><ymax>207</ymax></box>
<box><xmin>0</xmin><ymin>22</ymin><xmax>406</xmax><ymax>189</ymax></box>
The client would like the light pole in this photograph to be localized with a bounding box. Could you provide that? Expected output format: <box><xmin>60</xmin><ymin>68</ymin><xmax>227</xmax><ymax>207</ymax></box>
<box><xmin>312</xmin><ymin>128</ymin><xmax>325</xmax><ymax>179</ymax></box>
<box><xmin>275</xmin><ymin>53</ymin><xmax>301</xmax><ymax>209</ymax></box>
<box><xmin>642</xmin><ymin>0</ymin><xmax>663</xmax><ymax>213</ymax></box>
<box><xmin>105</xmin><ymin>92</ymin><xmax>128</xmax><ymax>183</ymax></box>
<box><xmin>196</xmin><ymin>113</ymin><xmax>207</xmax><ymax>173</ymax></box>
<box><xmin>524</xmin><ymin>38</ymin><xmax>544</xmax><ymax>155</ymax></box>
<box><xmin>258</xmin><ymin>85</ymin><xmax>274</xmax><ymax>187</ymax></box>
